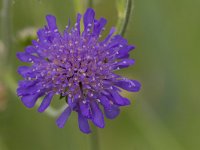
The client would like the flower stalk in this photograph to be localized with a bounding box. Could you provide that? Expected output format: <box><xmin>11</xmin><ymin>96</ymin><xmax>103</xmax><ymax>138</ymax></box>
<box><xmin>90</xmin><ymin>125</ymin><xmax>100</xmax><ymax>150</ymax></box>
<box><xmin>116</xmin><ymin>0</ymin><xmax>133</xmax><ymax>36</ymax></box>
<box><xmin>88</xmin><ymin>0</ymin><xmax>93</xmax><ymax>8</ymax></box>
<box><xmin>73</xmin><ymin>0</ymin><xmax>85</xmax><ymax>14</ymax></box>
<box><xmin>1</xmin><ymin>0</ymin><xmax>12</xmax><ymax>65</ymax></box>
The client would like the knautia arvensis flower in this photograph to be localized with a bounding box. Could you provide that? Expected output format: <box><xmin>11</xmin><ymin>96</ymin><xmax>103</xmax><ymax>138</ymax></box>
<box><xmin>17</xmin><ymin>8</ymin><xmax>141</xmax><ymax>134</ymax></box>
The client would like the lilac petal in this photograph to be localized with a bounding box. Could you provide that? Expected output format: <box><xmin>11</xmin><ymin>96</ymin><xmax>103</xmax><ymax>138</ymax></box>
<box><xmin>108</xmin><ymin>35</ymin><xmax>127</xmax><ymax>48</ymax></box>
<box><xmin>78</xmin><ymin>112</ymin><xmax>91</xmax><ymax>134</ymax></box>
<box><xmin>18</xmin><ymin>80</ymin><xmax>37</xmax><ymax>88</ymax></box>
<box><xmin>93</xmin><ymin>18</ymin><xmax>107</xmax><ymax>36</ymax></box>
<box><xmin>119</xmin><ymin>58</ymin><xmax>135</xmax><ymax>67</ymax></box>
<box><xmin>25</xmin><ymin>46</ymin><xmax>37</xmax><ymax>54</ymax></box>
<box><xmin>38</xmin><ymin>92</ymin><xmax>54</xmax><ymax>112</ymax></box>
<box><xmin>32</xmin><ymin>37</ymin><xmax>51</xmax><ymax>49</ymax></box>
<box><xmin>104</xmin><ymin>105</ymin><xmax>120</xmax><ymax>119</ymax></box>
<box><xmin>18</xmin><ymin>66</ymin><xmax>38</xmax><ymax>78</ymax></box>
<box><xmin>67</xmin><ymin>97</ymin><xmax>74</xmax><ymax>108</ymax></box>
<box><xmin>114</xmin><ymin>78</ymin><xmax>141</xmax><ymax>92</ymax></box>
<box><xmin>56</xmin><ymin>107</ymin><xmax>72</xmax><ymax>128</ymax></box>
<box><xmin>46</xmin><ymin>15</ymin><xmax>57</xmax><ymax>31</ymax></box>
<box><xmin>63</xmin><ymin>19</ymin><xmax>71</xmax><ymax>37</ymax></box>
<box><xmin>37</xmin><ymin>29</ymin><xmax>47</xmax><ymax>42</ymax></box>
<box><xmin>75</xmin><ymin>13</ymin><xmax>82</xmax><ymax>35</ymax></box>
<box><xmin>114</xmin><ymin>59</ymin><xmax>135</xmax><ymax>69</ymax></box>
<box><xmin>99</xmin><ymin>95</ymin><xmax>120</xmax><ymax>119</ymax></box>
<box><xmin>37</xmin><ymin>29</ymin><xmax>52</xmax><ymax>49</ymax></box>
<box><xmin>18</xmin><ymin>66</ymin><xmax>32</xmax><ymax>77</ymax></box>
<box><xmin>79</xmin><ymin>101</ymin><xmax>90</xmax><ymax>118</ymax></box>
<box><xmin>83</xmin><ymin>8</ymin><xmax>95</xmax><ymax>29</ymax></box>
<box><xmin>99</xmin><ymin>95</ymin><xmax>111</xmax><ymax>109</ymax></box>
<box><xmin>21</xmin><ymin>93</ymin><xmax>43</xmax><ymax>108</ymax></box>
<box><xmin>17</xmin><ymin>52</ymin><xmax>40</xmax><ymax>63</ymax></box>
<box><xmin>91</xmin><ymin>101</ymin><xmax>105</xmax><ymax>128</ymax></box>
<box><xmin>67</xmin><ymin>97</ymin><xmax>78</xmax><ymax>109</ymax></box>
<box><xmin>16</xmin><ymin>52</ymin><xmax>31</xmax><ymax>62</ymax></box>
<box><xmin>116</xmin><ymin>45</ymin><xmax>135</xmax><ymax>59</ymax></box>
<box><xmin>110</xmin><ymin>91</ymin><xmax>130</xmax><ymax>106</ymax></box>
<box><xmin>17</xmin><ymin>83</ymin><xmax>42</xmax><ymax>96</ymax></box>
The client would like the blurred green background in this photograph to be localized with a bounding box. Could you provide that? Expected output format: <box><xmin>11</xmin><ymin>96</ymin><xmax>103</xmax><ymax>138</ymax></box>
<box><xmin>0</xmin><ymin>0</ymin><xmax>200</xmax><ymax>150</ymax></box>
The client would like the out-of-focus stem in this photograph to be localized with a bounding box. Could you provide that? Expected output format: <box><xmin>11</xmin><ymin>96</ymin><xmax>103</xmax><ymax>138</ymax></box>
<box><xmin>88</xmin><ymin>0</ymin><xmax>93</xmax><ymax>8</ymax></box>
<box><xmin>73</xmin><ymin>0</ymin><xmax>85</xmax><ymax>14</ymax></box>
<box><xmin>1</xmin><ymin>0</ymin><xmax>12</xmax><ymax>65</ymax></box>
<box><xmin>116</xmin><ymin>0</ymin><xmax>133</xmax><ymax>36</ymax></box>
<box><xmin>90</xmin><ymin>126</ymin><xmax>100</xmax><ymax>150</ymax></box>
<box><xmin>73</xmin><ymin>0</ymin><xmax>93</xmax><ymax>14</ymax></box>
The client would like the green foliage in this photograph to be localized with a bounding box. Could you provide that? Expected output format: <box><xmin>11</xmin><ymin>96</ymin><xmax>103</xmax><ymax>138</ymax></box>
<box><xmin>0</xmin><ymin>0</ymin><xmax>200</xmax><ymax>150</ymax></box>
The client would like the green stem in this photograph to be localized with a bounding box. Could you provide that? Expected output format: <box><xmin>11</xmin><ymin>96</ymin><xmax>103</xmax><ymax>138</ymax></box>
<box><xmin>73</xmin><ymin>0</ymin><xmax>84</xmax><ymax>13</ymax></box>
<box><xmin>1</xmin><ymin>0</ymin><xmax>12</xmax><ymax>65</ymax></box>
<box><xmin>88</xmin><ymin>0</ymin><xmax>93</xmax><ymax>8</ymax></box>
<box><xmin>116</xmin><ymin>0</ymin><xmax>133</xmax><ymax>36</ymax></box>
<box><xmin>90</xmin><ymin>126</ymin><xmax>100</xmax><ymax>150</ymax></box>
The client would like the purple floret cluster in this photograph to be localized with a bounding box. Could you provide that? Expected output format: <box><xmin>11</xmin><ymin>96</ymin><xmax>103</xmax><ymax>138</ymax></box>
<box><xmin>17</xmin><ymin>8</ymin><xmax>141</xmax><ymax>134</ymax></box>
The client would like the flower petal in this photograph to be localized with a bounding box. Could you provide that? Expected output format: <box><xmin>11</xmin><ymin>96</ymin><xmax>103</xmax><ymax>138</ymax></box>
<box><xmin>99</xmin><ymin>95</ymin><xmax>111</xmax><ymax>109</ymax></box>
<box><xmin>18</xmin><ymin>80</ymin><xmax>37</xmax><ymax>88</ymax></box>
<box><xmin>18</xmin><ymin>66</ymin><xmax>32</xmax><ymax>77</ymax></box>
<box><xmin>37</xmin><ymin>28</ymin><xmax>47</xmax><ymax>42</ymax></box>
<box><xmin>75</xmin><ymin>13</ymin><xmax>82</xmax><ymax>35</ymax></box>
<box><xmin>25</xmin><ymin>46</ymin><xmax>37</xmax><ymax>54</ymax></box>
<box><xmin>104</xmin><ymin>105</ymin><xmax>120</xmax><ymax>119</ymax></box>
<box><xmin>116</xmin><ymin>45</ymin><xmax>135</xmax><ymax>59</ymax></box>
<box><xmin>17</xmin><ymin>52</ymin><xmax>40</xmax><ymax>63</ymax></box>
<box><xmin>79</xmin><ymin>101</ymin><xmax>91</xmax><ymax>118</ymax></box>
<box><xmin>83</xmin><ymin>8</ymin><xmax>95</xmax><ymax>29</ymax></box>
<box><xmin>114</xmin><ymin>78</ymin><xmax>141</xmax><ymax>92</ymax></box>
<box><xmin>46</xmin><ymin>15</ymin><xmax>58</xmax><ymax>31</ymax></box>
<box><xmin>38</xmin><ymin>92</ymin><xmax>54</xmax><ymax>112</ymax></box>
<box><xmin>99</xmin><ymin>95</ymin><xmax>120</xmax><ymax>119</ymax></box>
<box><xmin>93</xmin><ymin>18</ymin><xmax>107</xmax><ymax>37</ymax></box>
<box><xmin>21</xmin><ymin>92</ymin><xmax>43</xmax><ymax>108</ymax></box>
<box><xmin>56</xmin><ymin>107</ymin><xmax>72</xmax><ymax>128</ymax></box>
<box><xmin>78</xmin><ymin>112</ymin><xmax>91</xmax><ymax>134</ymax></box>
<box><xmin>108</xmin><ymin>35</ymin><xmax>127</xmax><ymax>48</ymax></box>
<box><xmin>91</xmin><ymin>101</ymin><xmax>105</xmax><ymax>128</ymax></box>
<box><xmin>68</xmin><ymin>97</ymin><xmax>78</xmax><ymax>109</ymax></box>
<box><xmin>110</xmin><ymin>91</ymin><xmax>130</xmax><ymax>106</ymax></box>
<box><xmin>17</xmin><ymin>83</ymin><xmax>42</xmax><ymax>96</ymax></box>
<box><xmin>114</xmin><ymin>59</ymin><xmax>135</xmax><ymax>69</ymax></box>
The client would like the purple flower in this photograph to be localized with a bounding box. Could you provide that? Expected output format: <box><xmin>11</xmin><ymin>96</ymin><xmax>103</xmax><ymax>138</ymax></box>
<box><xmin>17</xmin><ymin>8</ymin><xmax>141</xmax><ymax>134</ymax></box>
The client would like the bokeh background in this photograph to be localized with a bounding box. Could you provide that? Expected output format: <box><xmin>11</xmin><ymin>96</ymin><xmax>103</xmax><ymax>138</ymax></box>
<box><xmin>0</xmin><ymin>0</ymin><xmax>200</xmax><ymax>150</ymax></box>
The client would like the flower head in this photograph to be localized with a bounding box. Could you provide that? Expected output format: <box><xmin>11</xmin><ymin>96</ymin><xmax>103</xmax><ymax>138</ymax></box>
<box><xmin>17</xmin><ymin>8</ymin><xmax>141</xmax><ymax>134</ymax></box>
